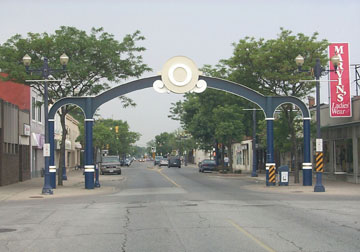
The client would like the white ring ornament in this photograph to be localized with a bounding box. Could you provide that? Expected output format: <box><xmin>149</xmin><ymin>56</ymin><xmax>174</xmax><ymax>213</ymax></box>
<box><xmin>154</xmin><ymin>56</ymin><xmax>207</xmax><ymax>94</ymax></box>
<box><xmin>168</xmin><ymin>64</ymin><xmax>192</xmax><ymax>87</ymax></box>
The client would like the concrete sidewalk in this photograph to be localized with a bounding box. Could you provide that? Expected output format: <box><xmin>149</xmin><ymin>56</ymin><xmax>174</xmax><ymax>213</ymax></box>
<box><xmin>185</xmin><ymin>164</ymin><xmax>360</xmax><ymax>196</ymax></box>
<box><xmin>231</xmin><ymin>172</ymin><xmax>360</xmax><ymax>196</ymax></box>
<box><xmin>0</xmin><ymin>170</ymin><xmax>124</xmax><ymax>202</ymax></box>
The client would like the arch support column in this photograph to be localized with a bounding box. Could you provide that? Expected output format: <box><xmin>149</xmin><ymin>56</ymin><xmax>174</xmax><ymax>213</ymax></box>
<box><xmin>85</xmin><ymin>118</ymin><xmax>95</xmax><ymax>189</ymax></box>
<box><xmin>303</xmin><ymin>118</ymin><xmax>312</xmax><ymax>186</ymax></box>
<box><xmin>266</xmin><ymin>118</ymin><xmax>276</xmax><ymax>186</ymax></box>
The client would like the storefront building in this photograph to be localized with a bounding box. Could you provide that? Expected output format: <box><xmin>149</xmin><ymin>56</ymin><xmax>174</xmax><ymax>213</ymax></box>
<box><xmin>319</xmin><ymin>96</ymin><xmax>360</xmax><ymax>183</ymax></box>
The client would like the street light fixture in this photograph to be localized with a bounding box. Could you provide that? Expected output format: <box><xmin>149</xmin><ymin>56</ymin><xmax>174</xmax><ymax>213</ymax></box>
<box><xmin>23</xmin><ymin>53</ymin><xmax>69</xmax><ymax>195</ymax></box>
<box><xmin>295</xmin><ymin>54</ymin><xmax>339</xmax><ymax>192</ymax></box>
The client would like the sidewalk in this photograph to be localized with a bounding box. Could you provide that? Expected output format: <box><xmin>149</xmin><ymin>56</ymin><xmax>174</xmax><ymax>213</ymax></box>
<box><xmin>185</xmin><ymin>164</ymin><xmax>360</xmax><ymax>196</ymax></box>
<box><xmin>0</xmin><ymin>170</ymin><xmax>124</xmax><ymax>202</ymax></box>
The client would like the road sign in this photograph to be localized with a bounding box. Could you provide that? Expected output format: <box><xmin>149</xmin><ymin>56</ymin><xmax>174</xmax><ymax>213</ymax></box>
<box><xmin>43</xmin><ymin>143</ymin><xmax>50</xmax><ymax>157</ymax></box>
<box><xmin>316</xmin><ymin>139</ymin><xmax>323</xmax><ymax>152</ymax></box>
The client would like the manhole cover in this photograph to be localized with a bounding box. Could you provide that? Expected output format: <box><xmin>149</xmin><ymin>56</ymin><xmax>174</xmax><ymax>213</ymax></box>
<box><xmin>30</xmin><ymin>196</ymin><xmax>44</xmax><ymax>199</ymax></box>
<box><xmin>0</xmin><ymin>228</ymin><xmax>16</xmax><ymax>233</ymax></box>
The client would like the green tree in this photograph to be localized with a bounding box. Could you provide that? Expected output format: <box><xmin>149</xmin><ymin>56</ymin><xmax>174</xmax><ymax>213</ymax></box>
<box><xmin>213</xmin><ymin>105</ymin><xmax>245</xmax><ymax>172</ymax></box>
<box><xmin>77</xmin><ymin>119</ymin><xmax>140</xmax><ymax>161</ymax></box>
<box><xmin>154</xmin><ymin>132</ymin><xmax>176</xmax><ymax>156</ymax></box>
<box><xmin>169</xmin><ymin>89</ymin><xmax>252</xmax><ymax>160</ymax></box>
<box><xmin>0</xmin><ymin>26</ymin><xmax>151</xmax><ymax>185</ymax></box>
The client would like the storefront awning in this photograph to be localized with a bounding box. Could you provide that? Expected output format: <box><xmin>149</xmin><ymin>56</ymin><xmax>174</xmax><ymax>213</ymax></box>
<box><xmin>75</xmin><ymin>142</ymin><xmax>82</xmax><ymax>149</ymax></box>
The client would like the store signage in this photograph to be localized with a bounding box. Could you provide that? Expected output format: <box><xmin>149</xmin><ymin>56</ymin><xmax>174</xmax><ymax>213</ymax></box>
<box><xmin>23</xmin><ymin>124</ymin><xmax>30</xmax><ymax>136</ymax></box>
<box><xmin>329</xmin><ymin>43</ymin><xmax>351</xmax><ymax>117</ymax></box>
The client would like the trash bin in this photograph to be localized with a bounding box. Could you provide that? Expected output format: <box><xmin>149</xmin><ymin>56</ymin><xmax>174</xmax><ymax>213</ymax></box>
<box><xmin>278</xmin><ymin>165</ymin><xmax>289</xmax><ymax>186</ymax></box>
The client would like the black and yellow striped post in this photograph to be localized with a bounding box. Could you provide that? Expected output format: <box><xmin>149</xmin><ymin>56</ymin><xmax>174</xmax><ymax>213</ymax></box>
<box><xmin>269</xmin><ymin>164</ymin><xmax>276</xmax><ymax>186</ymax></box>
<box><xmin>314</xmin><ymin>138</ymin><xmax>325</xmax><ymax>192</ymax></box>
<box><xmin>315</xmin><ymin>152</ymin><xmax>324</xmax><ymax>172</ymax></box>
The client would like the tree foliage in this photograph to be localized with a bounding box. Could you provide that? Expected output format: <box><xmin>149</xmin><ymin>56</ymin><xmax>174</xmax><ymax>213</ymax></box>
<box><xmin>77</xmin><ymin>119</ymin><xmax>140</xmax><ymax>159</ymax></box>
<box><xmin>0</xmin><ymin>26</ymin><xmax>150</xmax><ymax>185</ymax></box>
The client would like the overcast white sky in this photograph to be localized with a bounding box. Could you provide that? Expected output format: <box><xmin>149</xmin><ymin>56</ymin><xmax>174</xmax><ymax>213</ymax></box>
<box><xmin>1</xmin><ymin>0</ymin><xmax>359</xmax><ymax>146</ymax></box>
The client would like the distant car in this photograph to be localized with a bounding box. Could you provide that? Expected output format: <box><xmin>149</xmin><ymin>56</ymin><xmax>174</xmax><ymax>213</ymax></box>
<box><xmin>199</xmin><ymin>159</ymin><xmax>216</xmax><ymax>172</ymax></box>
<box><xmin>159</xmin><ymin>157</ymin><xmax>168</xmax><ymax>167</ymax></box>
<box><xmin>100</xmin><ymin>155</ymin><xmax>122</xmax><ymax>175</ymax></box>
<box><xmin>154</xmin><ymin>156</ymin><xmax>162</xmax><ymax>166</ymax></box>
<box><xmin>124</xmin><ymin>158</ymin><xmax>132</xmax><ymax>166</ymax></box>
<box><xmin>168</xmin><ymin>156</ymin><xmax>181</xmax><ymax>168</ymax></box>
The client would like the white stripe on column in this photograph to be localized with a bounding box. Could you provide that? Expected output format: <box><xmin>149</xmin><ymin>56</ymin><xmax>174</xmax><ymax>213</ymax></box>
<box><xmin>265</xmin><ymin>163</ymin><xmax>276</xmax><ymax>170</ymax></box>
<box><xmin>84</xmin><ymin>165</ymin><xmax>95</xmax><ymax>172</ymax></box>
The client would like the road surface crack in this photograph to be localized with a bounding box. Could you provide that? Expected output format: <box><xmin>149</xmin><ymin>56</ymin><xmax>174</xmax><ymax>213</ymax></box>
<box><xmin>121</xmin><ymin>208</ymin><xmax>130</xmax><ymax>252</ymax></box>
<box><xmin>198</xmin><ymin>213</ymin><xmax>209</xmax><ymax>228</ymax></box>
<box><xmin>276</xmin><ymin>231</ymin><xmax>303</xmax><ymax>251</ymax></box>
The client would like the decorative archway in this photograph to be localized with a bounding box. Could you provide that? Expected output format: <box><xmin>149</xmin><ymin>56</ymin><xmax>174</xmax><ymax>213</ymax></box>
<box><xmin>48</xmin><ymin>56</ymin><xmax>312</xmax><ymax>189</ymax></box>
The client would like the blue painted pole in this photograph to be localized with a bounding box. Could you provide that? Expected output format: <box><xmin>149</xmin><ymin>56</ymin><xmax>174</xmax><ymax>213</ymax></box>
<box><xmin>314</xmin><ymin>63</ymin><xmax>325</xmax><ymax>192</ymax></box>
<box><xmin>48</xmin><ymin>120</ymin><xmax>56</xmax><ymax>189</ymax></box>
<box><xmin>85</xmin><ymin>119</ymin><xmax>95</xmax><ymax>189</ymax></box>
<box><xmin>303</xmin><ymin>119</ymin><xmax>312</xmax><ymax>186</ymax></box>
<box><xmin>42</xmin><ymin>76</ymin><xmax>55</xmax><ymax>192</ymax></box>
<box><xmin>266</xmin><ymin>118</ymin><xmax>275</xmax><ymax>186</ymax></box>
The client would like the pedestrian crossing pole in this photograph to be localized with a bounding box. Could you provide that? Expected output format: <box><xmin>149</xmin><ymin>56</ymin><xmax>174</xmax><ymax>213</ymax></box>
<box><xmin>314</xmin><ymin>138</ymin><xmax>325</xmax><ymax>192</ymax></box>
<box><xmin>266</xmin><ymin>118</ymin><xmax>276</xmax><ymax>186</ymax></box>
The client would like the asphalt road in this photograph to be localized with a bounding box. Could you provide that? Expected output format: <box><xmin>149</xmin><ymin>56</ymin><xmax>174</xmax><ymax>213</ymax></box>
<box><xmin>0</xmin><ymin>161</ymin><xmax>359</xmax><ymax>252</ymax></box>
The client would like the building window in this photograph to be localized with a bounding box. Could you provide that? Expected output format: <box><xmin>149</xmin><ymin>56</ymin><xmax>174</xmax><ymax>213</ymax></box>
<box><xmin>335</xmin><ymin>139</ymin><xmax>353</xmax><ymax>173</ymax></box>
<box><xmin>37</xmin><ymin>103</ymin><xmax>42</xmax><ymax>123</ymax></box>
<box><xmin>32</xmin><ymin>97</ymin><xmax>36</xmax><ymax>120</ymax></box>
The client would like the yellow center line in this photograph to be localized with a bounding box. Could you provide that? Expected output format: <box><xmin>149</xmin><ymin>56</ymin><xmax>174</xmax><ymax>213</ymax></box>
<box><xmin>156</xmin><ymin>169</ymin><xmax>182</xmax><ymax>188</ymax></box>
<box><xmin>228</xmin><ymin>219</ymin><xmax>277</xmax><ymax>252</ymax></box>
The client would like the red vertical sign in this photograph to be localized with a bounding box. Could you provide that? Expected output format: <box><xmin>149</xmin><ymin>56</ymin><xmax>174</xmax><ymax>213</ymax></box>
<box><xmin>329</xmin><ymin>43</ymin><xmax>351</xmax><ymax>117</ymax></box>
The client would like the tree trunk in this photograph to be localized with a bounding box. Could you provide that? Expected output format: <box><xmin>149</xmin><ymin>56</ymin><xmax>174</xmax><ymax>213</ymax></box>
<box><xmin>227</xmin><ymin>141</ymin><xmax>233</xmax><ymax>173</ymax></box>
<box><xmin>221</xmin><ymin>144</ymin><xmax>225</xmax><ymax>167</ymax></box>
<box><xmin>58</xmin><ymin>107</ymin><xmax>67</xmax><ymax>186</ymax></box>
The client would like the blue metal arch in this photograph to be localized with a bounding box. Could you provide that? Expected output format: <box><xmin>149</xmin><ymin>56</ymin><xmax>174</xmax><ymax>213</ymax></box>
<box><xmin>202</xmin><ymin>76</ymin><xmax>310</xmax><ymax>118</ymax></box>
<box><xmin>49</xmin><ymin>76</ymin><xmax>160</xmax><ymax>119</ymax></box>
<box><xmin>48</xmin><ymin>75</ymin><xmax>312</xmax><ymax>187</ymax></box>
<box><xmin>49</xmin><ymin>75</ymin><xmax>310</xmax><ymax>119</ymax></box>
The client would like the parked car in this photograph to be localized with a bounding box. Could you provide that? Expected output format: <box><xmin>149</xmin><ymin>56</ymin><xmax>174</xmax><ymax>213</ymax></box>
<box><xmin>168</xmin><ymin>156</ymin><xmax>181</xmax><ymax>168</ymax></box>
<box><xmin>199</xmin><ymin>159</ymin><xmax>216</xmax><ymax>172</ymax></box>
<box><xmin>100</xmin><ymin>155</ymin><xmax>122</xmax><ymax>175</ymax></box>
<box><xmin>154</xmin><ymin>156</ymin><xmax>162</xmax><ymax>166</ymax></box>
<box><xmin>159</xmin><ymin>157</ymin><xmax>168</xmax><ymax>167</ymax></box>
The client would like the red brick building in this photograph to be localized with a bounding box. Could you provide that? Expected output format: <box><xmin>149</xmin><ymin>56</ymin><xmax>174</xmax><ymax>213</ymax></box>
<box><xmin>0</xmin><ymin>74</ymin><xmax>31</xmax><ymax>186</ymax></box>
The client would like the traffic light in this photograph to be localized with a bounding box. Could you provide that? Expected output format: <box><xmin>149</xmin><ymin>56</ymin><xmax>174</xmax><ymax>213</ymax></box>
<box><xmin>106</xmin><ymin>144</ymin><xmax>109</xmax><ymax>150</ymax></box>
<box><xmin>115</xmin><ymin>126</ymin><xmax>119</xmax><ymax>133</ymax></box>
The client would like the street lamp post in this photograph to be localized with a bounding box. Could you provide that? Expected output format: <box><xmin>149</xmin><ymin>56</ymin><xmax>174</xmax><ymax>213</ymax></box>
<box><xmin>295</xmin><ymin>54</ymin><xmax>340</xmax><ymax>192</ymax></box>
<box><xmin>23</xmin><ymin>54</ymin><xmax>69</xmax><ymax>194</ymax></box>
